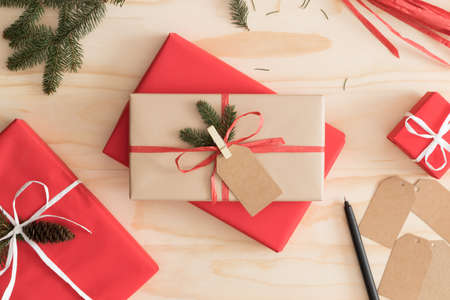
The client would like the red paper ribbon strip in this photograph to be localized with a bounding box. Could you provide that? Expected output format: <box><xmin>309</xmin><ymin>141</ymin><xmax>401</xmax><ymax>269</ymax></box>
<box><xmin>130</xmin><ymin>94</ymin><xmax>324</xmax><ymax>203</ymax></box>
<box><xmin>342</xmin><ymin>0</ymin><xmax>449</xmax><ymax>66</ymax></box>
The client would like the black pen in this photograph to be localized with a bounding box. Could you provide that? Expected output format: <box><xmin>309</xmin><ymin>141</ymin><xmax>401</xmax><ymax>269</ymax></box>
<box><xmin>344</xmin><ymin>199</ymin><xmax>379</xmax><ymax>300</ymax></box>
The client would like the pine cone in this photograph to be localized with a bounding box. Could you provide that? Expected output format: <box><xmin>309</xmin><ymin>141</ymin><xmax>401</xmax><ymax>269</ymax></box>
<box><xmin>22</xmin><ymin>221</ymin><xmax>75</xmax><ymax>244</ymax></box>
<box><xmin>0</xmin><ymin>242</ymin><xmax>9</xmax><ymax>267</ymax></box>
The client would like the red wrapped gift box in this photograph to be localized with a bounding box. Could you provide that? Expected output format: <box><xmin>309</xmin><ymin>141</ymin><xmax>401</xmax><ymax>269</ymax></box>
<box><xmin>388</xmin><ymin>92</ymin><xmax>449</xmax><ymax>179</ymax></box>
<box><xmin>104</xmin><ymin>33</ymin><xmax>346</xmax><ymax>252</ymax></box>
<box><xmin>0</xmin><ymin>120</ymin><xmax>158</xmax><ymax>299</ymax></box>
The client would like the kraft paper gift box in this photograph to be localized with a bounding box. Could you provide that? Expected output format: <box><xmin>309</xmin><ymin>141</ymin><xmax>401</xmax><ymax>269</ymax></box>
<box><xmin>0</xmin><ymin>120</ymin><xmax>158</xmax><ymax>299</ymax></box>
<box><xmin>388</xmin><ymin>92</ymin><xmax>449</xmax><ymax>179</ymax></box>
<box><xmin>129</xmin><ymin>93</ymin><xmax>325</xmax><ymax>204</ymax></box>
<box><xmin>104</xmin><ymin>32</ymin><xmax>345</xmax><ymax>251</ymax></box>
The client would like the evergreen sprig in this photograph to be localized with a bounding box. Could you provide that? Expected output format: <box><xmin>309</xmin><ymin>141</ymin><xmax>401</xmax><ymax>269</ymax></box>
<box><xmin>179</xmin><ymin>128</ymin><xmax>214</xmax><ymax>148</ymax></box>
<box><xmin>0</xmin><ymin>0</ymin><xmax>125</xmax><ymax>94</ymax></box>
<box><xmin>229</xmin><ymin>0</ymin><xmax>250</xmax><ymax>31</ymax></box>
<box><xmin>196</xmin><ymin>100</ymin><xmax>222</xmax><ymax>130</ymax></box>
<box><xmin>180</xmin><ymin>100</ymin><xmax>237</xmax><ymax>147</ymax></box>
<box><xmin>0</xmin><ymin>211</ymin><xmax>75</xmax><ymax>266</ymax></box>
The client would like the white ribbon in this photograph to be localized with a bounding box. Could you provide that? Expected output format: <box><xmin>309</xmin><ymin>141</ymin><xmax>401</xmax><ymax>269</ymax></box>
<box><xmin>404</xmin><ymin>112</ymin><xmax>450</xmax><ymax>171</ymax></box>
<box><xmin>0</xmin><ymin>180</ymin><xmax>92</xmax><ymax>300</ymax></box>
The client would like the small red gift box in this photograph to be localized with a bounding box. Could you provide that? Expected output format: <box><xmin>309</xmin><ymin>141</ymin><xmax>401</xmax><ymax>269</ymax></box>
<box><xmin>388</xmin><ymin>92</ymin><xmax>450</xmax><ymax>179</ymax></box>
<box><xmin>0</xmin><ymin>120</ymin><xmax>158</xmax><ymax>299</ymax></box>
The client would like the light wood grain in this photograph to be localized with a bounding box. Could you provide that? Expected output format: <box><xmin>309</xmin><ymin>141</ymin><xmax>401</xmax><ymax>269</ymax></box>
<box><xmin>0</xmin><ymin>0</ymin><xmax>449</xmax><ymax>299</ymax></box>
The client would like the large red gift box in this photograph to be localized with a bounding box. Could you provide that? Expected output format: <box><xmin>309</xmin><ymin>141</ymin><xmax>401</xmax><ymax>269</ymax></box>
<box><xmin>388</xmin><ymin>92</ymin><xmax>449</xmax><ymax>179</ymax></box>
<box><xmin>0</xmin><ymin>120</ymin><xmax>158</xmax><ymax>299</ymax></box>
<box><xmin>103</xmin><ymin>33</ymin><xmax>346</xmax><ymax>252</ymax></box>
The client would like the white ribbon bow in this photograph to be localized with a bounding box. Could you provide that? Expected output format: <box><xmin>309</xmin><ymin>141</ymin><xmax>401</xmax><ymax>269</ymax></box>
<box><xmin>0</xmin><ymin>180</ymin><xmax>92</xmax><ymax>300</ymax></box>
<box><xmin>404</xmin><ymin>112</ymin><xmax>450</xmax><ymax>171</ymax></box>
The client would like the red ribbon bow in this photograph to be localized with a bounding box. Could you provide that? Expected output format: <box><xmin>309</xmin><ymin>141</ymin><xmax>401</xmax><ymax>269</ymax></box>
<box><xmin>130</xmin><ymin>94</ymin><xmax>324</xmax><ymax>203</ymax></box>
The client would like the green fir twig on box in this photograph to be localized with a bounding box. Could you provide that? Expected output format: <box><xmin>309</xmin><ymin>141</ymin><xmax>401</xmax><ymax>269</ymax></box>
<box><xmin>0</xmin><ymin>211</ymin><xmax>74</xmax><ymax>266</ymax></box>
<box><xmin>0</xmin><ymin>0</ymin><xmax>125</xmax><ymax>95</ymax></box>
<box><xmin>180</xmin><ymin>100</ymin><xmax>237</xmax><ymax>147</ymax></box>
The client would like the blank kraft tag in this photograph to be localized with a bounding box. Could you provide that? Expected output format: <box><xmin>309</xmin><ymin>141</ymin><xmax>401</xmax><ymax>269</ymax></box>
<box><xmin>379</xmin><ymin>234</ymin><xmax>450</xmax><ymax>300</ymax></box>
<box><xmin>216</xmin><ymin>145</ymin><xmax>282</xmax><ymax>216</ymax></box>
<box><xmin>412</xmin><ymin>179</ymin><xmax>450</xmax><ymax>243</ymax></box>
<box><xmin>359</xmin><ymin>176</ymin><xmax>416</xmax><ymax>248</ymax></box>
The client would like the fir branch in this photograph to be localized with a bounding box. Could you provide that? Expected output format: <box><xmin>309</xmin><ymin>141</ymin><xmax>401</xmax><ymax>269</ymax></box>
<box><xmin>196</xmin><ymin>100</ymin><xmax>222</xmax><ymax>130</ymax></box>
<box><xmin>43</xmin><ymin>43</ymin><xmax>66</xmax><ymax>94</ymax></box>
<box><xmin>42</xmin><ymin>0</ymin><xmax>69</xmax><ymax>9</ymax></box>
<box><xmin>229</xmin><ymin>0</ymin><xmax>249</xmax><ymax>31</ymax></box>
<box><xmin>0</xmin><ymin>0</ymin><xmax>32</xmax><ymax>8</ymax></box>
<box><xmin>63</xmin><ymin>35</ymin><xmax>83</xmax><ymax>72</ymax></box>
<box><xmin>105</xmin><ymin>0</ymin><xmax>125</xmax><ymax>6</ymax></box>
<box><xmin>58</xmin><ymin>2</ymin><xmax>83</xmax><ymax>72</ymax></box>
<box><xmin>179</xmin><ymin>101</ymin><xmax>238</xmax><ymax>147</ymax></box>
<box><xmin>39</xmin><ymin>0</ymin><xmax>107</xmax><ymax>93</ymax></box>
<box><xmin>8</xmin><ymin>24</ymin><xmax>53</xmax><ymax>50</ymax></box>
<box><xmin>219</xmin><ymin>104</ymin><xmax>237</xmax><ymax>141</ymax></box>
<box><xmin>3</xmin><ymin>1</ymin><xmax>45</xmax><ymax>42</ymax></box>
<box><xmin>7</xmin><ymin>31</ymin><xmax>52</xmax><ymax>70</ymax></box>
<box><xmin>54</xmin><ymin>0</ymin><xmax>107</xmax><ymax>42</ymax></box>
<box><xmin>1</xmin><ymin>0</ymin><xmax>126</xmax><ymax>94</ymax></box>
<box><xmin>179</xmin><ymin>128</ymin><xmax>214</xmax><ymax>147</ymax></box>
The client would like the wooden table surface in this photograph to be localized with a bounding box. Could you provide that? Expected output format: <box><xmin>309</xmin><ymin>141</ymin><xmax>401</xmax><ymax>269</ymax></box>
<box><xmin>0</xmin><ymin>1</ymin><xmax>449</xmax><ymax>299</ymax></box>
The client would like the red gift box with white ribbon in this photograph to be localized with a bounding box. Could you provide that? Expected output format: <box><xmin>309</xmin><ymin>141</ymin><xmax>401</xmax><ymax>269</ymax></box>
<box><xmin>0</xmin><ymin>120</ymin><xmax>158</xmax><ymax>299</ymax></box>
<box><xmin>388</xmin><ymin>92</ymin><xmax>450</xmax><ymax>179</ymax></box>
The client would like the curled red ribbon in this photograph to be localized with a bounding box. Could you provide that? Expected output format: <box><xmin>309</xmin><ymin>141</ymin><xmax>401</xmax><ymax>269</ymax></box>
<box><xmin>130</xmin><ymin>94</ymin><xmax>324</xmax><ymax>203</ymax></box>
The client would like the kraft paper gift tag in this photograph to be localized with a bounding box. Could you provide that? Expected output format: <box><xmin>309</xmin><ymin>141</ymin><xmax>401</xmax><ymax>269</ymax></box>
<box><xmin>412</xmin><ymin>179</ymin><xmax>450</xmax><ymax>243</ymax></box>
<box><xmin>378</xmin><ymin>234</ymin><xmax>450</xmax><ymax>300</ymax></box>
<box><xmin>359</xmin><ymin>176</ymin><xmax>416</xmax><ymax>248</ymax></box>
<box><xmin>209</xmin><ymin>126</ymin><xmax>282</xmax><ymax>216</ymax></box>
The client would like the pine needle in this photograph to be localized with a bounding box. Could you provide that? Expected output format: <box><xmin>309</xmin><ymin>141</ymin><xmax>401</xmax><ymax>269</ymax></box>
<box><xmin>265</xmin><ymin>10</ymin><xmax>280</xmax><ymax>16</ymax></box>
<box><xmin>229</xmin><ymin>0</ymin><xmax>250</xmax><ymax>31</ymax></box>
<box><xmin>299</xmin><ymin>0</ymin><xmax>311</xmax><ymax>9</ymax></box>
<box><xmin>343</xmin><ymin>78</ymin><xmax>348</xmax><ymax>91</ymax></box>
<box><xmin>320</xmin><ymin>8</ymin><xmax>329</xmax><ymax>20</ymax></box>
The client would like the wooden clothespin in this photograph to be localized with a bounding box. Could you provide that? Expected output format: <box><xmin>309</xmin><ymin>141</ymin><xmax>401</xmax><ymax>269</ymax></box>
<box><xmin>207</xmin><ymin>126</ymin><xmax>232</xmax><ymax>159</ymax></box>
